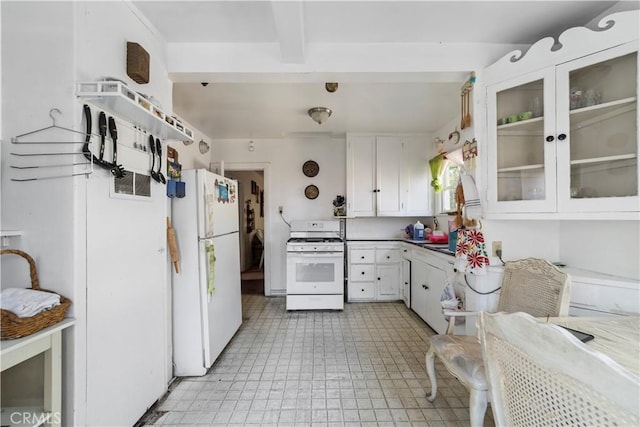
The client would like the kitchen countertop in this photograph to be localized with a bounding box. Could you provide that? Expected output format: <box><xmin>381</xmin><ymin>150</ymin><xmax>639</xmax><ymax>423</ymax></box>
<box><xmin>347</xmin><ymin>237</ymin><xmax>455</xmax><ymax>257</ymax></box>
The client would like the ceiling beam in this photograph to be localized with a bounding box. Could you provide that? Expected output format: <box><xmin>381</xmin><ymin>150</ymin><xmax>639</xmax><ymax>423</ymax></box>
<box><xmin>167</xmin><ymin>41</ymin><xmax>528</xmax><ymax>81</ymax></box>
<box><xmin>270</xmin><ymin>0</ymin><xmax>305</xmax><ymax>64</ymax></box>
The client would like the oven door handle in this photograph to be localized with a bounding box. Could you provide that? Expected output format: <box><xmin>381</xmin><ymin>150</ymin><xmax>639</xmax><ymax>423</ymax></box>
<box><xmin>288</xmin><ymin>252</ymin><xmax>344</xmax><ymax>257</ymax></box>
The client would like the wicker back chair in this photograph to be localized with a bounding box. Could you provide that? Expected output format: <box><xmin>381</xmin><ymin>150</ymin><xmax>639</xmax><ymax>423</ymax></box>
<box><xmin>479</xmin><ymin>311</ymin><xmax>639</xmax><ymax>426</ymax></box>
<box><xmin>425</xmin><ymin>258</ymin><xmax>571</xmax><ymax>427</ymax></box>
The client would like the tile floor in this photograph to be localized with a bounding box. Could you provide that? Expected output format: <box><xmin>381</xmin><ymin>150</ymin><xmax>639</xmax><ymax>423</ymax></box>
<box><xmin>142</xmin><ymin>295</ymin><xmax>494</xmax><ymax>426</ymax></box>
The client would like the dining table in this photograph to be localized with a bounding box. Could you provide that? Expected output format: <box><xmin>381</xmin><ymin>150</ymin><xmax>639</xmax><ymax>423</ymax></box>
<box><xmin>546</xmin><ymin>315</ymin><xmax>640</xmax><ymax>377</ymax></box>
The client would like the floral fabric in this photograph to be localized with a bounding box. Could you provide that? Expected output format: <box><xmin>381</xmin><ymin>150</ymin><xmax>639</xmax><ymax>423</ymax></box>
<box><xmin>455</xmin><ymin>229</ymin><xmax>490</xmax><ymax>275</ymax></box>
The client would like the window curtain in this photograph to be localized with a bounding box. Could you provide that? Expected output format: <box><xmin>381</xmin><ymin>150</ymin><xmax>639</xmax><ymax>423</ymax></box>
<box><xmin>429</xmin><ymin>154</ymin><xmax>448</xmax><ymax>192</ymax></box>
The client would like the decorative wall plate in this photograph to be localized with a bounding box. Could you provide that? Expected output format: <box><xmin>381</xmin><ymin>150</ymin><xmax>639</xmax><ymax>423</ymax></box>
<box><xmin>302</xmin><ymin>160</ymin><xmax>319</xmax><ymax>177</ymax></box>
<box><xmin>199</xmin><ymin>139</ymin><xmax>210</xmax><ymax>154</ymax></box>
<box><xmin>304</xmin><ymin>184</ymin><xmax>319</xmax><ymax>199</ymax></box>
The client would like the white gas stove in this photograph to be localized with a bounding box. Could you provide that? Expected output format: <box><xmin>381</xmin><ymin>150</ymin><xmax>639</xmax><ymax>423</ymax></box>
<box><xmin>286</xmin><ymin>220</ymin><xmax>345</xmax><ymax>310</ymax></box>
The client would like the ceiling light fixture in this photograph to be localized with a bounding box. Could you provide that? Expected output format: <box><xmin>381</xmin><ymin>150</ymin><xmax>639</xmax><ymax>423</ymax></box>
<box><xmin>308</xmin><ymin>107</ymin><xmax>332</xmax><ymax>125</ymax></box>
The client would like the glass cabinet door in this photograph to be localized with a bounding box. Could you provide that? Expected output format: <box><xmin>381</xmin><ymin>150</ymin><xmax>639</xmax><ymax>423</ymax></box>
<box><xmin>556</xmin><ymin>42</ymin><xmax>638</xmax><ymax>212</ymax></box>
<box><xmin>487</xmin><ymin>68</ymin><xmax>557</xmax><ymax>212</ymax></box>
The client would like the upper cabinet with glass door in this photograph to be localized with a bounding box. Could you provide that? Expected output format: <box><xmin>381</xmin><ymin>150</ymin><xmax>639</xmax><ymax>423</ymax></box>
<box><xmin>487</xmin><ymin>67</ymin><xmax>557</xmax><ymax>213</ymax></box>
<box><xmin>484</xmin><ymin>11</ymin><xmax>639</xmax><ymax>218</ymax></box>
<box><xmin>555</xmin><ymin>44</ymin><xmax>638</xmax><ymax>213</ymax></box>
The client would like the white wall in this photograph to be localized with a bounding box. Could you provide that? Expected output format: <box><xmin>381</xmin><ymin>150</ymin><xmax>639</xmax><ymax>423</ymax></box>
<box><xmin>167</xmin><ymin>115</ymin><xmax>211</xmax><ymax>170</ymax></box>
<box><xmin>75</xmin><ymin>2</ymin><xmax>172</xmax><ymax>426</ymax></box>
<box><xmin>213</xmin><ymin>136</ymin><xmax>345</xmax><ymax>294</ymax></box>
<box><xmin>347</xmin><ymin>217</ymin><xmax>434</xmax><ymax>240</ymax></box>
<box><xmin>1</xmin><ymin>2</ymin><xmax>79</xmax><ymax>422</ymax></box>
<box><xmin>560</xmin><ymin>221</ymin><xmax>639</xmax><ymax>279</ymax></box>
<box><xmin>2</xmin><ymin>2</ymin><xmax>177</xmax><ymax>426</ymax></box>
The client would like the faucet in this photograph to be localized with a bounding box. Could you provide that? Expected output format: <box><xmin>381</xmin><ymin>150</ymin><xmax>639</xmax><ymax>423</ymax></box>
<box><xmin>432</xmin><ymin>216</ymin><xmax>439</xmax><ymax>231</ymax></box>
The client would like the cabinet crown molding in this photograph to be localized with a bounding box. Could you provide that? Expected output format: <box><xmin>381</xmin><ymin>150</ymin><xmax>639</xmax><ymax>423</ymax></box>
<box><xmin>484</xmin><ymin>10</ymin><xmax>640</xmax><ymax>84</ymax></box>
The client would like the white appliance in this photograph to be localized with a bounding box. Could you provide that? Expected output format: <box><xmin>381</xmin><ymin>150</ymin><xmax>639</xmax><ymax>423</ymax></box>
<box><xmin>286</xmin><ymin>220</ymin><xmax>345</xmax><ymax>310</ymax></box>
<box><xmin>171</xmin><ymin>169</ymin><xmax>242</xmax><ymax>376</ymax></box>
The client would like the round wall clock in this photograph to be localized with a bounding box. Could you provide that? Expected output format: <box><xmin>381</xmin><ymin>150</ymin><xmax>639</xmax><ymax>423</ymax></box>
<box><xmin>302</xmin><ymin>160</ymin><xmax>319</xmax><ymax>177</ymax></box>
<box><xmin>304</xmin><ymin>184</ymin><xmax>319</xmax><ymax>199</ymax></box>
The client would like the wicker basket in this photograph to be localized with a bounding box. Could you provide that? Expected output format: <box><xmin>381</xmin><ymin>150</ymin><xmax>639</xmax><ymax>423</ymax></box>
<box><xmin>1</xmin><ymin>249</ymin><xmax>71</xmax><ymax>340</ymax></box>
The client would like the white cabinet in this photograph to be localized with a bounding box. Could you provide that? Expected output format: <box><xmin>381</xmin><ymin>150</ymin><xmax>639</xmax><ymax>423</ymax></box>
<box><xmin>347</xmin><ymin>136</ymin><xmax>377</xmax><ymax>217</ymax></box>
<box><xmin>346</xmin><ymin>134</ymin><xmax>431</xmax><ymax>217</ymax></box>
<box><xmin>402</xmin><ymin>136</ymin><xmax>432</xmax><ymax>215</ymax></box>
<box><xmin>348</xmin><ymin>242</ymin><xmax>402</xmax><ymax>302</ymax></box>
<box><xmin>486</xmin><ymin>26</ymin><xmax>638</xmax><ymax>217</ymax></box>
<box><xmin>410</xmin><ymin>249</ymin><xmax>450</xmax><ymax>334</ymax></box>
<box><xmin>410</xmin><ymin>258</ymin><xmax>429</xmax><ymax>320</ymax></box>
<box><xmin>564</xmin><ymin>267</ymin><xmax>640</xmax><ymax>316</ymax></box>
<box><xmin>402</xmin><ymin>259</ymin><xmax>411</xmax><ymax>308</ymax></box>
<box><xmin>349</xmin><ymin>247</ymin><xmax>376</xmax><ymax>301</ymax></box>
<box><xmin>377</xmin><ymin>264</ymin><xmax>401</xmax><ymax>299</ymax></box>
<box><xmin>401</xmin><ymin>244</ymin><xmax>412</xmax><ymax>308</ymax></box>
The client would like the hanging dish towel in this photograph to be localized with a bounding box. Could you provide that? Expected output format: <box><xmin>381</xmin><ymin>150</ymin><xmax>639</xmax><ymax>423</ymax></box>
<box><xmin>454</xmin><ymin>228</ymin><xmax>490</xmax><ymax>275</ymax></box>
<box><xmin>205</xmin><ymin>243</ymin><xmax>216</xmax><ymax>295</ymax></box>
<box><xmin>461</xmin><ymin>174</ymin><xmax>482</xmax><ymax>220</ymax></box>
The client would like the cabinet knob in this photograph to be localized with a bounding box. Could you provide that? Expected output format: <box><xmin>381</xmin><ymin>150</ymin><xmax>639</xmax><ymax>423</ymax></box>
<box><xmin>558</xmin><ymin>133</ymin><xmax>567</xmax><ymax>141</ymax></box>
<box><xmin>386</xmin><ymin>256</ymin><xmax>390</xmax><ymax>259</ymax></box>
<box><xmin>546</xmin><ymin>135</ymin><xmax>555</xmax><ymax>142</ymax></box>
<box><xmin>377</xmin><ymin>277</ymin><xmax>381</xmax><ymax>280</ymax></box>
<box><xmin>361</xmin><ymin>271</ymin><xmax>365</xmax><ymax>275</ymax></box>
<box><xmin>361</xmin><ymin>288</ymin><xmax>365</xmax><ymax>292</ymax></box>
<box><xmin>361</xmin><ymin>256</ymin><xmax>365</xmax><ymax>259</ymax></box>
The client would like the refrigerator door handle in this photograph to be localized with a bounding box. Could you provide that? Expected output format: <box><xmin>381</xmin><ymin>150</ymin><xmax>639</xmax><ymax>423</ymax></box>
<box><xmin>198</xmin><ymin>231</ymin><xmax>237</xmax><ymax>241</ymax></box>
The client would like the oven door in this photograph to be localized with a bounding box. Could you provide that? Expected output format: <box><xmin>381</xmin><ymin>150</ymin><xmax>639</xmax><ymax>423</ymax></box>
<box><xmin>286</xmin><ymin>251</ymin><xmax>344</xmax><ymax>295</ymax></box>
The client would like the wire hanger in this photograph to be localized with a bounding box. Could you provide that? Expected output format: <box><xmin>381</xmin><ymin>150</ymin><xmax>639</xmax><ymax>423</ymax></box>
<box><xmin>9</xmin><ymin>107</ymin><xmax>93</xmax><ymax>181</ymax></box>
<box><xmin>11</xmin><ymin>108</ymin><xmax>98</xmax><ymax>144</ymax></box>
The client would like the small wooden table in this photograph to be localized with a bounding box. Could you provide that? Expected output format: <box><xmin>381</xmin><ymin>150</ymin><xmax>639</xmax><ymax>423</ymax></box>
<box><xmin>547</xmin><ymin>316</ymin><xmax>640</xmax><ymax>377</ymax></box>
<box><xmin>1</xmin><ymin>318</ymin><xmax>75</xmax><ymax>427</ymax></box>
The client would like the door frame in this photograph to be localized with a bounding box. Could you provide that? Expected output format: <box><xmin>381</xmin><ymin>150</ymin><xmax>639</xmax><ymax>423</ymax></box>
<box><xmin>214</xmin><ymin>162</ymin><xmax>272</xmax><ymax>296</ymax></box>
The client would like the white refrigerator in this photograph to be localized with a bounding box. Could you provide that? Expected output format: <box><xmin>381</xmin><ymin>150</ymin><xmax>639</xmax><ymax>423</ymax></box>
<box><xmin>171</xmin><ymin>169</ymin><xmax>242</xmax><ymax>376</ymax></box>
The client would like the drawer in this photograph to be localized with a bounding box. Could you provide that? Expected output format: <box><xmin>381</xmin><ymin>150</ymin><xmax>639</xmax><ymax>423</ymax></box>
<box><xmin>350</xmin><ymin>264</ymin><xmax>375</xmax><ymax>281</ymax></box>
<box><xmin>348</xmin><ymin>282</ymin><xmax>375</xmax><ymax>300</ymax></box>
<box><xmin>351</xmin><ymin>249</ymin><xmax>375</xmax><ymax>264</ymax></box>
<box><xmin>376</xmin><ymin>248</ymin><xmax>401</xmax><ymax>263</ymax></box>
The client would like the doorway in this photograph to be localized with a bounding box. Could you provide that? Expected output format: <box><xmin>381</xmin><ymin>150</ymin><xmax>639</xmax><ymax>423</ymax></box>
<box><xmin>225</xmin><ymin>169</ymin><xmax>265</xmax><ymax>295</ymax></box>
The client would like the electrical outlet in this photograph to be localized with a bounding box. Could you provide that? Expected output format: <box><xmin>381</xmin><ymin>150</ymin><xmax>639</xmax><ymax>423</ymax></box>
<box><xmin>492</xmin><ymin>241</ymin><xmax>502</xmax><ymax>257</ymax></box>
<box><xmin>278</xmin><ymin>206</ymin><xmax>283</xmax><ymax>214</ymax></box>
